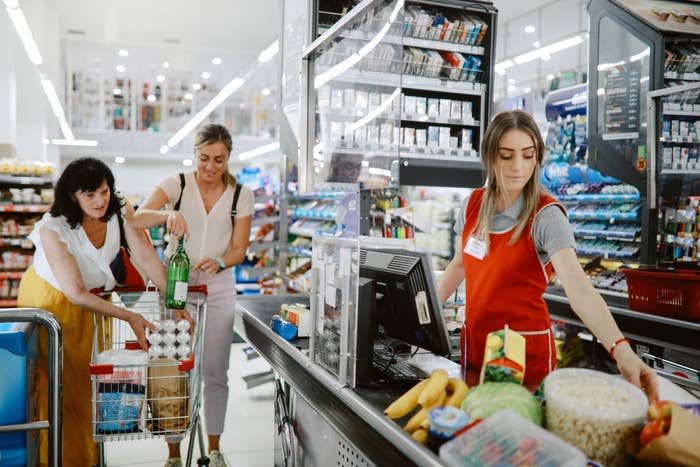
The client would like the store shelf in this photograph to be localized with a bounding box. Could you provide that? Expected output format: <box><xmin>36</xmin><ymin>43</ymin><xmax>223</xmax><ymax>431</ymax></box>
<box><xmin>288</xmin><ymin>246</ymin><xmax>313</xmax><ymax>258</ymax></box>
<box><xmin>399</xmin><ymin>154</ymin><xmax>483</xmax><ymax>188</ymax></box>
<box><xmin>326</xmin><ymin>69</ymin><xmax>484</xmax><ymax>96</ymax></box>
<box><xmin>664</xmin><ymin>71</ymin><xmax>700</xmax><ymax>81</ymax></box>
<box><xmin>253</xmin><ymin>194</ymin><xmax>279</xmax><ymax>203</ymax></box>
<box><xmin>335</xmin><ymin>29</ymin><xmax>485</xmax><ymax>56</ymax></box>
<box><xmin>663</xmin><ymin>110</ymin><xmax>700</xmax><ymax>117</ymax></box>
<box><xmin>557</xmin><ymin>193</ymin><xmax>640</xmax><ymax>203</ymax></box>
<box><xmin>289</xmin><ymin>209</ymin><xmax>337</xmax><ymax>221</ymax></box>
<box><xmin>0</xmin><ymin>204</ymin><xmax>50</xmax><ymax>213</ymax></box>
<box><xmin>661</xmin><ymin>169</ymin><xmax>700</xmax><ymax>175</ymax></box>
<box><xmin>0</xmin><ymin>299</ymin><xmax>18</xmax><ymax>307</ymax></box>
<box><xmin>247</xmin><ymin>242</ymin><xmax>277</xmax><ymax>254</ymax></box>
<box><xmin>568</xmin><ymin>211</ymin><xmax>639</xmax><ymax>221</ymax></box>
<box><xmin>573</xmin><ymin>228</ymin><xmax>639</xmax><ymax>241</ymax></box>
<box><xmin>240</xmin><ymin>266</ymin><xmax>277</xmax><ymax>280</ymax></box>
<box><xmin>660</xmin><ymin>136</ymin><xmax>700</xmax><ymax>144</ymax></box>
<box><xmin>252</xmin><ymin>215</ymin><xmax>279</xmax><ymax>226</ymax></box>
<box><xmin>401</xmin><ymin>115</ymin><xmax>479</xmax><ymax>127</ymax></box>
<box><xmin>0</xmin><ymin>174</ymin><xmax>53</xmax><ymax>185</ymax></box>
<box><xmin>576</xmin><ymin>248</ymin><xmax>639</xmax><ymax>259</ymax></box>
<box><xmin>0</xmin><ymin>271</ymin><xmax>23</xmax><ymax>279</ymax></box>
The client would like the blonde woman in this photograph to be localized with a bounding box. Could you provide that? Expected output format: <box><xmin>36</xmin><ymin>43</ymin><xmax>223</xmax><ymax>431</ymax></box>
<box><xmin>437</xmin><ymin>110</ymin><xmax>658</xmax><ymax>402</ymax></box>
<box><xmin>132</xmin><ymin>124</ymin><xmax>254</xmax><ymax>467</ymax></box>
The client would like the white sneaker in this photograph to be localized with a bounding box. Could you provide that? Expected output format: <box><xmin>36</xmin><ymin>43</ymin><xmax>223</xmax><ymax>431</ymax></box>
<box><xmin>209</xmin><ymin>450</ymin><xmax>230</xmax><ymax>467</ymax></box>
<box><xmin>164</xmin><ymin>459</ymin><xmax>182</xmax><ymax>467</ymax></box>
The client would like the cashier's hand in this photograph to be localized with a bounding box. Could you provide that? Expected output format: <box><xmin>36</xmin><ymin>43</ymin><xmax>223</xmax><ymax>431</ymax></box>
<box><xmin>616</xmin><ymin>345</ymin><xmax>659</xmax><ymax>404</ymax></box>
<box><xmin>126</xmin><ymin>311</ymin><xmax>157</xmax><ymax>350</ymax></box>
<box><xmin>166</xmin><ymin>211</ymin><xmax>188</xmax><ymax>240</ymax></box>
<box><xmin>194</xmin><ymin>258</ymin><xmax>220</xmax><ymax>276</ymax></box>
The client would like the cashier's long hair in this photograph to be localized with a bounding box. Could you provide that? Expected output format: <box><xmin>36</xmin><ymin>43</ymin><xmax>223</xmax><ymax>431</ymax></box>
<box><xmin>474</xmin><ymin>110</ymin><xmax>546</xmax><ymax>249</ymax></box>
<box><xmin>194</xmin><ymin>123</ymin><xmax>237</xmax><ymax>187</ymax></box>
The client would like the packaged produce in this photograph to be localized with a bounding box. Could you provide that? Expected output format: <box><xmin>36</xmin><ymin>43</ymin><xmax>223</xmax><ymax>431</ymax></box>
<box><xmin>544</xmin><ymin>368</ymin><xmax>647</xmax><ymax>467</ymax></box>
<box><xmin>439</xmin><ymin>410</ymin><xmax>586</xmax><ymax>467</ymax></box>
<box><xmin>280</xmin><ymin>303</ymin><xmax>311</xmax><ymax>337</ymax></box>
<box><xmin>637</xmin><ymin>401</ymin><xmax>700</xmax><ymax>466</ymax></box>
<box><xmin>148</xmin><ymin>358</ymin><xmax>190</xmax><ymax>433</ymax></box>
<box><xmin>460</xmin><ymin>382</ymin><xmax>542</xmax><ymax>425</ymax></box>
<box><xmin>480</xmin><ymin>326</ymin><xmax>526</xmax><ymax>384</ymax></box>
<box><xmin>426</xmin><ymin>406</ymin><xmax>469</xmax><ymax>453</ymax></box>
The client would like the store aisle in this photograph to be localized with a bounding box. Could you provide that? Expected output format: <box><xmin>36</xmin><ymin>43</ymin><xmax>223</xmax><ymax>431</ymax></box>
<box><xmin>104</xmin><ymin>342</ymin><xmax>275</xmax><ymax>467</ymax></box>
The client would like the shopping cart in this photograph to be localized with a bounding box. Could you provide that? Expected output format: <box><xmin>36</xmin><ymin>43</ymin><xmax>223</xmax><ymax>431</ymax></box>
<box><xmin>89</xmin><ymin>286</ymin><xmax>209</xmax><ymax>467</ymax></box>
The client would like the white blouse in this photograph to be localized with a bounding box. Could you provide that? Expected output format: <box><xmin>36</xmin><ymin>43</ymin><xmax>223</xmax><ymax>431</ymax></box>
<box><xmin>158</xmin><ymin>171</ymin><xmax>254</xmax><ymax>266</ymax></box>
<box><xmin>29</xmin><ymin>212</ymin><xmax>121</xmax><ymax>292</ymax></box>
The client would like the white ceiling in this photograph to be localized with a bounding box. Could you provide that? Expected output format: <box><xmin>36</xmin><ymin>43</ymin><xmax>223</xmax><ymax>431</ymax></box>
<box><xmin>58</xmin><ymin>0</ymin><xmax>281</xmax><ymax>73</ymax></box>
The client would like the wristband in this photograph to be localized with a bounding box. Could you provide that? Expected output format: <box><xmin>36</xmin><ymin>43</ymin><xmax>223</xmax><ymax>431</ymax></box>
<box><xmin>609</xmin><ymin>337</ymin><xmax>630</xmax><ymax>360</ymax></box>
<box><xmin>212</xmin><ymin>256</ymin><xmax>226</xmax><ymax>271</ymax></box>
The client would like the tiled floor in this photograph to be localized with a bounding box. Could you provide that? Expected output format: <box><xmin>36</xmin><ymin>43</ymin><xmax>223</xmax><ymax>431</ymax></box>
<box><xmin>104</xmin><ymin>342</ymin><xmax>276</xmax><ymax>467</ymax></box>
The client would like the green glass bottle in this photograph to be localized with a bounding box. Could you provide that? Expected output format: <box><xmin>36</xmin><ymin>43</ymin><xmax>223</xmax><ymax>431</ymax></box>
<box><xmin>165</xmin><ymin>236</ymin><xmax>189</xmax><ymax>309</ymax></box>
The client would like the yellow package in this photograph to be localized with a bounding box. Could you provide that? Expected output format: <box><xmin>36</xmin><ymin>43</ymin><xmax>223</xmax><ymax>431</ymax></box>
<box><xmin>480</xmin><ymin>325</ymin><xmax>526</xmax><ymax>385</ymax></box>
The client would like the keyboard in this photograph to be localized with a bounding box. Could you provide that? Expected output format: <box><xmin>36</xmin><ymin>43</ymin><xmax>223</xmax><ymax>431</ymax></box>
<box><xmin>372</xmin><ymin>352</ymin><xmax>429</xmax><ymax>385</ymax></box>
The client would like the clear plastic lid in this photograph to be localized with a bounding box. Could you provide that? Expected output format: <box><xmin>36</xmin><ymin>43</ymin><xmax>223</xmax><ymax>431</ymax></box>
<box><xmin>439</xmin><ymin>410</ymin><xmax>587</xmax><ymax>467</ymax></box>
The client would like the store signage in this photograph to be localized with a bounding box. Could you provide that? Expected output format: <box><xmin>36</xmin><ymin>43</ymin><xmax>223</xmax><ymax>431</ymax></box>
<box><xmin>602</xmin><ymin>61</ymin><xmax>641</xmax><ymax>138</ymax></box>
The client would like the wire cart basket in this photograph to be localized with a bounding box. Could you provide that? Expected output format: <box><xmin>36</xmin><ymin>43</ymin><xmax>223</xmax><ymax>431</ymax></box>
<box><xmin>89</xmin><ymin>286</ymin><xmax>208</xmax><ymax>467</ymax></box>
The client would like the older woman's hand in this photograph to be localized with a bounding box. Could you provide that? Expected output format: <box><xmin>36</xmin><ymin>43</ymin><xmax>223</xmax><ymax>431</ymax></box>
<box><xmin>616</xmin><ymin>345</ymin><xmax>659</xmax><ymax>404</ymax></box>
<box><xmin>166</xmin><ymin>211</ymin><xmax>188</xmax><ymax>240</ymax></box>
<box><xmin>126</xmin><ymin>311</ymin><xmax>157</xmax><ymax>350</ymax></box>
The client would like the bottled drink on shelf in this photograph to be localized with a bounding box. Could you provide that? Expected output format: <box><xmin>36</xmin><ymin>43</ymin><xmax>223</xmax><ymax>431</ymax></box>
<box><xmin>165</xmin><ymin>235</ymin><xmax>190</xmax><ymax>309</ymax></box>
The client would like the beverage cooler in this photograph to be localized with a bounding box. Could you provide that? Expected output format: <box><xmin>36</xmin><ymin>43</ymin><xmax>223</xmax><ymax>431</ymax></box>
<box><xmin>0</xmin><ymin>322</ymin><xmax>38</xmax><ymax>467</ymax></box>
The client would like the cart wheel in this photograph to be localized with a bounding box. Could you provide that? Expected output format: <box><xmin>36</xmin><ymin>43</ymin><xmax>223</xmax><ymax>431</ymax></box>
<box><xmin>197</xmin><ymin>455</ymin><xmax>210</xmax><ymax>466</ymax></box>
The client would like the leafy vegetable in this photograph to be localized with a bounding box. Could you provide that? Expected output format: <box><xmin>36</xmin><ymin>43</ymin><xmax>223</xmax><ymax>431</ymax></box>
<box><xmin>461</xmin><ymin>382</ymin><xmax>543</xmax><ymax>425</ymax></box>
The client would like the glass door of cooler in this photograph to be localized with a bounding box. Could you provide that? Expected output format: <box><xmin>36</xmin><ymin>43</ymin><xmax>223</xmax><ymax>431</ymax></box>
<box><xmin>301</xmin><ymin>0</ymin><xmax>404</xmax><ymax>193</ymax></box>
<box><xmin>648</xmin><ymin>82</ymin><xmax>700</xmax><ymax>267</ymax></box>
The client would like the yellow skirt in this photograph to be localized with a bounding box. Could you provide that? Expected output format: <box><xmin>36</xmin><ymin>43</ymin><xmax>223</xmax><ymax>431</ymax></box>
<box><xmin>18</xmin><ymin>266</ymin><xmax>96</xmax><ymax>467</ymax></box>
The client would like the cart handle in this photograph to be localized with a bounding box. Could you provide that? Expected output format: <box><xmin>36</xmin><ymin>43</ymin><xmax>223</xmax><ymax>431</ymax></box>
<box><xmin>90</xmin><ymin>357</ymin><xmax>195</xmax><ymax>374</ymax></box>
<box><xmin>106</xmin><ymin>284</ymin><xmax>208</xmax><ymax>295</ymax></box>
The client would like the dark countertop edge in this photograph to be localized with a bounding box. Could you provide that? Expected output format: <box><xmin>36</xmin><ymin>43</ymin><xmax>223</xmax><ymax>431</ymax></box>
<box><xmin>234</xmin><ymin>295</ymin><xmax>445</xmax><ymax>467</ymax></box>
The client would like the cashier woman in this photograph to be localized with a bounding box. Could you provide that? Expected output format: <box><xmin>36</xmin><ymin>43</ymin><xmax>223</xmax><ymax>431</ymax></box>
<box><xmin>437</xmin><ymin>110</ymin><xmax>659</xmax><ymax>402</ymax></box>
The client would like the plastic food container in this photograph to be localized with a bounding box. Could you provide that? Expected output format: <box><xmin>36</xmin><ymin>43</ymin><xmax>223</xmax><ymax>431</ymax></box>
<box><xmin>544</xmin><ymin>369</ymin><xmax>647</xmax><ymax>467</ymax></box>
<box><xmin>439</xmin><ymin>410</ymin><xmax>586</xmax><ymax>467</ymax></box>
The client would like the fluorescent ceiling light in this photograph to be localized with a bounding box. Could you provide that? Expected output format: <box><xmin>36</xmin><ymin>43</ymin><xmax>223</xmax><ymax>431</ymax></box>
<box><xmin>40</xmin><ymin>79</ymin><xmax>73</xmax><ymax>140</ymax></box>
<box><xmin>546</xmin><ymin>73</ymin><xmax>554</xmax><ymax>81</ymax></box>
<box><xmin>184</xmin><ymin>92</ymin><xmax>193</xmax><ymax>100</ymax></box>
<box><xmin>494</xmin><ymin>60</ymin><xmax>514</xmax><ymax>73</ymax></box>
<box><xmin>201</xmin><ymin>71</ymin><xmax>210</xmax><ymax>79</ymax></box>
<box><xmin>507</xmin><ymin>78</ymin><xmax>515</xmax><ymax>85</ymax></box>
<box><xmin>525</xmin><ymin>25</ymin><xmax>536</xmax><ymax>33</ymax></box>
<box><xmin>163</xmin><ymin>61</ymin><xmax>170</xmax><ymax>68</ymax></box>
<box><xmin>315</xmin><ymin>53</ymin><xmax>362</xmax><ymax>89</ymax></box>
<box><xmin>238</xmin><ymin>142</ymin><xmax>280</xmax><ymax>161</ymax></box>
<box><xmin>596</xmin><ymin>88</ymin><xmax>605</xmax><ymax>96</ymax></box>
<box><xmin>496</xmin><ymin>68</ymin><xmax>506</xmax><ymax>76</ymax></box>
<box><xmin>524</xmin><ymin>87</ymin><xmax>531</xmax><ymax>93</ymax></box>
<box><xmin>113</xmin><ymin>88</ymin><xmax>122</xmax><ymax>95</ymax></box>
<box><xmin>389</xmin><ymin>0</ymin><xmax>404</xmax><ymax>22</ymax></box>
<box><xmin>147</xmin><ymin>94</ymin><xmax>156</xmax><ymax>102</ymax></box>
<box><xmin>3</xmin><ymin>0</ymin><xmax>19</xmax><ymax>8</ymax></box>
<box><xmin>166</xmin><ymin>77</ymin><xmax>245</xmax><ymax>149</ymax></box>
<box><xmin>212</xmin><ymin>57</ymin><xmax>222</xmax><ymax>65</ymax></box>
<box><xmin>507</xmin><ymin>84</ymin><xmax>515</xmax><ymax>92</ymax></box>
<box><xmin>6</xmin><ymin>6</ymin><xmax>43</xmax><ymax>65</ymax></box>
<box><xmin>347</xmin><ymin>87</ymin><xmax>399</xmax><ymax>132</ymax></box>
<box><xmin>116</xmin><ymin>65</ymin><xmax>126</xmax><ymax>73</ymax></box>
<box><xmin>51</xmin><ymin>139</ymin><xmax>98</xmax><ymax>147</ymax></box>
<box><xmin>43</xmin><ymin>138</ymin><xmax>49</xmax><ymax>144</ymax></box>
<box><xmin>118</xmin><ymin>49</ymin><xmax>128</xmax><ymax>57</ymax></box>
<box><xmin>630</xmin><ymin>48</ymin><xmax>650</xmax><ymax>62</ymax></box>
<box><xmin>114</xmin><ymin>156</ymin><xmax>125</xmax><ymax>163</ymax></box>
<box><xmin>160</xmin><ymin>145</ymin><xmax>169</xmax><ymax>154</ymax></box>
<box><xmin>597</xmin><ymin>60</ymin><xmax>625</xmax><ymax>71</ymax></box>
<box><xmin>261</xmin><ymin>88</ymin><xmax>271</xmax><ymax>96</ymax></box>
<box><xmin>257</xmin><ymin>40</ymin><xmax>279</xmax><ymax>63</ymax></box>
<box><xmin>540</xmin><ymin>53</ymin><xmax>551</xmax><ymax>61</ymax></box>
<box><xmin>156</xmin><ymin>74</ymin><xmax>166</xmax><ymax>82</ymax></box>
<box><xmin>182</xmin><ymin>158</ymin><xmax>193</xmax><ymax>167</ymax></box>
<box><xmin>193</xmin><ymin>83</ymin><xmax>202</xmax><ymax>90</ymax></box>
<box><xmin>513</xmin><ymin>34</ymin><xmax>583</xmax><ymax>64</ymax></box>
<box><xmin>533</xmin><ymin>41</ymin><xmax>541</xmax><ymax>48</ymax></box>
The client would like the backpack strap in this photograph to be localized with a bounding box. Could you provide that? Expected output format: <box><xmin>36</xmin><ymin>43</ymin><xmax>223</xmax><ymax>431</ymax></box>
<box><xmin>116</xmin><ymin>209</ymin><xmax>128</xmax><ymax>250</ymax></box>
<box><xmin>231</xmin><ymin>183</ymin><xmax>242</xmax><ymax>229</ymax></box>
<box><xmin>174</xmin><ymin>172</ymin><xmax>185</xmax><ymax>211</ymax></box>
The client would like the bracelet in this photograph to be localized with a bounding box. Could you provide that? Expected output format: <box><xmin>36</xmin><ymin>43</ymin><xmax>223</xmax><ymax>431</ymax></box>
<box><xmin>212</xmin><ymin>256</ymin><xmax>226</xmax><ymax>271</ymax></box>
<box><xmin>609</xmin><ymin>337</ymin><xmax>630</xmax><ymax>360</ymax></box>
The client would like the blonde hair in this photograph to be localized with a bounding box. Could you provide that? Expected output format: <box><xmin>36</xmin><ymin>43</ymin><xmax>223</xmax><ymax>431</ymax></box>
<box><xmin>194</xmin><ymin>123</ymin><xmax>237</xmax><ymax>187</ymax></box>
<box><xmin>474</xmin><ymin>110</ymin><xmax>547</xmax><ymax>248</ymax></box>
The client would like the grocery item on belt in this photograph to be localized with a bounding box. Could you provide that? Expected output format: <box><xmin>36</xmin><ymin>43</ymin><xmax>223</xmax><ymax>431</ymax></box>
<box><xmin>544</xmin><ymin>368</ymin><xmax>647</xmax><ymax>467</ymax></box>
<box><xmin>480</xmin><ymin>326</ymin><xmax>526</xmax><ymax>384</ymax></box>
<box><xmin>636</xmin><ymin>401</ymin><xmax>700</xmax><ymax>466</ymax></box>
<box><xmin>460</xmin><ymin>382</ymin><xmax>542</xmax><ymax>425</ymax></box>
<box><xmin>280</xmin><ymin>303</ymin><xmax>311</xmax><ymax>337</ymax></box>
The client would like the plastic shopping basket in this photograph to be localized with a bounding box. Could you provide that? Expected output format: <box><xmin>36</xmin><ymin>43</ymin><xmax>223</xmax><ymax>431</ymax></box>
<box><xmin>623</xmin><ymin>268</ymin><xmax>700</xmax><ymax>320</ymax></box>
<box><xmin>88</xmin><ymin>286</ymin><xmax>208</xmax><ymax>466</ymax></box>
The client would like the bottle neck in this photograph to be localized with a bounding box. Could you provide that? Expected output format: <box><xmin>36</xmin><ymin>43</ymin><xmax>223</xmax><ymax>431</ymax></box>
<box><xmin>177</xmin><ymin>236</ymin><xmax>186</xmax><ymax>250</ymax></box>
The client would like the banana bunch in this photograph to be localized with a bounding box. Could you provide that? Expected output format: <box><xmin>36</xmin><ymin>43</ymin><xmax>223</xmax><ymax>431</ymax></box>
<box><xmin>383</xmin><ymin>369</ymin><xmax>469</xmax><ymax>444</ymax></box>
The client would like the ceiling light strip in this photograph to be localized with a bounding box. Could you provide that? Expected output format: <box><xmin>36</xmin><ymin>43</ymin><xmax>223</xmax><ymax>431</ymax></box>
<box><xmin>238</xmin><ymin>142</ymin><xmax>280</xmax><ymax>161</ymax></box>
<box><xmin>5</xmin><ymin>4</ymin><xmax>42</xmax><ymax>65</ymax></box>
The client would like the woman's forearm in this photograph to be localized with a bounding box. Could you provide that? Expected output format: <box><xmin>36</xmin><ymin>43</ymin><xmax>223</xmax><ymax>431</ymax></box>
<box><xmin>221</xmin><ymin>246</ymin><xmax>247</xmax><ymax>268</ymax></box>
<box><xmin>568</xmin><ymin>286</ymin><xmax>625</xmax><ymax>352</ymax></box>
<box><xmin>130</xmin><ymin>209</ymin><xmax>170</xmax><ymax>230</ymax></box>
<box><xmin>69</xmin><ymin>289</ymin><xmax>132</xmax><ymax>320</ymax></box>
<box><xmin>437</xmin><ymin>257</ymin><xmax>464</xmax><ymax>304</ymax></box>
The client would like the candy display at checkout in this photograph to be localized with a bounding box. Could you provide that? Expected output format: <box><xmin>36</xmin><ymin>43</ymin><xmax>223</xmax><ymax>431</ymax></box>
<box><xmin>146</xmin><ymin>319</ymin><xmax>192</xmax><ymax>360</ymax></box>
<box><xmin>480</xmin><ymin>327</ymin><xmax>526</xmax><ymax>385</ymax></box>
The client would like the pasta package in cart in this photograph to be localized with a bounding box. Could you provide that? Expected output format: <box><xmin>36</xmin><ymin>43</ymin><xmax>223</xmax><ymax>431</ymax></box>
<box><xmin>148</xmin><ymin>358</ymin><xmax>190</xmax><ymax>434</ymax></box>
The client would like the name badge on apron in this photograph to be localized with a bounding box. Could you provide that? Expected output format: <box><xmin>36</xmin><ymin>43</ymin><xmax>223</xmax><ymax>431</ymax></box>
<box><xmin>464</xmin><ymin>235</ymin><xmax>486</xmax><ymax>260</ymax></box>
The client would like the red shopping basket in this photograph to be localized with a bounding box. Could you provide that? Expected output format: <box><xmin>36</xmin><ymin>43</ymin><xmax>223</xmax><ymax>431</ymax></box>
<box><xmin>622</xmin><ymin>268</ymin><xmax>700</xmax><ymax>320</ymax></box>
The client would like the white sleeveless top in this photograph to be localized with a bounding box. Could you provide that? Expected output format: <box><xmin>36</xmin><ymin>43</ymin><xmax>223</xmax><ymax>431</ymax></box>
<box><xmin>29</xmin><ymin>213</ymin><xmax>121</xmax><ymax>291</ymax></box>
<box><xmin>158</xmin><ymin>171</ymin><xmax>254</xmax><ymax>265</ymax></box>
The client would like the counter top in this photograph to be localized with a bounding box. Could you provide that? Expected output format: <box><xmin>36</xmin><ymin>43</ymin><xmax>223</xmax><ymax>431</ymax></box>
<box><xmin>234</xmin><ymin>294</ymin><xmax>447</xmax><ymax>466</ymax></box>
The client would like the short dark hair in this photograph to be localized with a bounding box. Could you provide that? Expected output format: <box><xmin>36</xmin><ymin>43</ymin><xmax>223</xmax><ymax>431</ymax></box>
<box><xmin>51</xmin><ymin>157</ymin><xmax>123</xmax><ymax>228</ymax></box>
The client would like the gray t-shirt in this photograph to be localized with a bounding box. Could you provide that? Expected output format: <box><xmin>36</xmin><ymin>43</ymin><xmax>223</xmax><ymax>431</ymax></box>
<box><xmin>454</xmin><ymin>192</ymin><xmax>575</xmax><ymax>266</ymax></box>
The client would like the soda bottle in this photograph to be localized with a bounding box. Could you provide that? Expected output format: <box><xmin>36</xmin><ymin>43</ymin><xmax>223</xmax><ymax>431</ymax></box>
<box><xmin>165</xmin><ymin>235</ymin><xmax>189</xmax><ymax>309</ymax></box>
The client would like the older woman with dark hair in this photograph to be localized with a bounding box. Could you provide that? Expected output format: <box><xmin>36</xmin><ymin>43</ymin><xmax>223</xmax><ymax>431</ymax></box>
<box><xmin>18</xmin><ymin>157</ymin><xmax>168</xmax><ymax>467</ymax></box>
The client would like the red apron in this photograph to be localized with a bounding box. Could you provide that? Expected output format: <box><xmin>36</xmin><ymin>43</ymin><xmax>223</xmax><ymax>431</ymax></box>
<box><xmin>460</xmin><ymin>188</ymin><xmax>564</xmax><ymax>388</ymax></box>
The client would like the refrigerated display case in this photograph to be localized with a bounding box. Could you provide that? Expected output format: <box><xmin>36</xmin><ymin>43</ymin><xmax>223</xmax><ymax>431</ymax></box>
<box><xmin>587</xmin><ymin>0</ymin><xmax>700</xmax><ymax>264</ymax></box>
